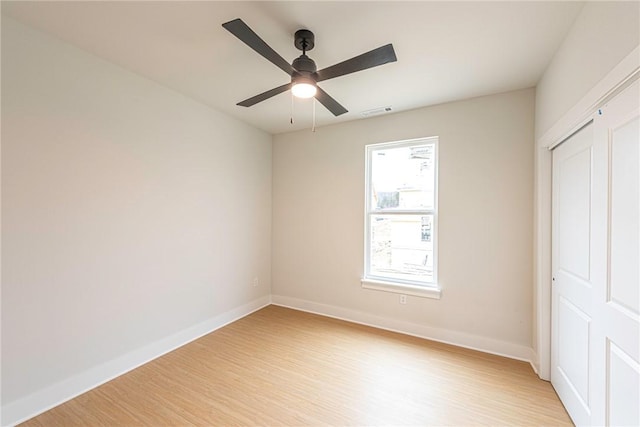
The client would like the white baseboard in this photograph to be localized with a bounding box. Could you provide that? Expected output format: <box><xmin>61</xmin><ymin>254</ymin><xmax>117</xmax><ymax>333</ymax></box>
<box><xmin>529</xmin><ymin>350</ymin><xmax>542</xmax><ymax>378</ymax></box>
<box><xmin>272</xmin><ymin>295</ymin><xmax>534</xmax><ymax>364</ymax></box>
<box><xmin>1</xmin><ymin>295</ymin><xmax>271</xmax><ymax>427</ymax></box>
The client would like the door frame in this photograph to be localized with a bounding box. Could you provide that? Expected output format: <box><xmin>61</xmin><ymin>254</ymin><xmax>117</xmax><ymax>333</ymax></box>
<box><xmin>534</xmin><ymin>45</ymin><xmax>639</xmax><ymax>380</ymax></box>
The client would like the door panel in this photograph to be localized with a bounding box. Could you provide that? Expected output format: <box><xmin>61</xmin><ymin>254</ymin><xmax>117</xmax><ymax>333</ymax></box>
<box><xmin>558</xmin><ymin>146</ymin><xmax>592</xmax><ymax>281</ymax></box>
<box><xmin>607</xmin><ymin>341</ymin><xmax>640</xmax><ymax>427</ymax></box>
<box><xmin>557</xmin><ymin>295</ymin><xmax>590</xmax><ymax>405</ymax></box>
<box><xmin>609</xmin><ymin>115</ymin><xmax>639</xmax><ymax>315</ymax></box>
<box><xmin>552</xmin><ymin>122</ymin><xmax>594</xmax><ymax>426</ymax></box>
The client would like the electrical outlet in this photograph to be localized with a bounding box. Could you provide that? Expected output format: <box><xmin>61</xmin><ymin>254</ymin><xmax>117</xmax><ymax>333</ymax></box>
<box><xmin>252</xmin><ymin>277</ymin><xmax>259</xmax><ymax>287</ymax></box>
<box><xmin>399</xmin><ymin>294</ymin><xmax>407</xmax><ymax>304</ymax></box>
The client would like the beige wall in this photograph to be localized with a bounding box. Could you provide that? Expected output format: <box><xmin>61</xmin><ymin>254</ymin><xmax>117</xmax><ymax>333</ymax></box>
<box><xmin>535</xmin><ymin>1</ymin><xmax>640</xmax><ymax>138</ymax></box>
<box><xmin>1</xmin><ymin>17</ymin><xmax>272</xmax><ymax>409</ymax></box>
<box><xmin>272</xmin><ymin>89</ymin><xmax>535</xmax><ymax>356</ymax></box>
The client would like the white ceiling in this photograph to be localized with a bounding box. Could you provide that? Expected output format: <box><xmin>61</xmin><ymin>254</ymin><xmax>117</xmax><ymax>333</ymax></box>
<box><xmin>2</xmin><ymin>1</ymin><xmax>584</xmax><ymax>135</ymax></box>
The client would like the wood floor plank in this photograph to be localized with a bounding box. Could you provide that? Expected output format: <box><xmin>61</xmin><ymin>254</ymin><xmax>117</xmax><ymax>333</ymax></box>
<box><xmin>21</xmin><ymin>305</ymin><xmax>572</xmax><ymax>426</ymax></box>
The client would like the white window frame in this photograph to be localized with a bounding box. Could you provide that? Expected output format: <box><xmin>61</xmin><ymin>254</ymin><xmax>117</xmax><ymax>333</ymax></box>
<box><xmin>361</xmin><ymin>137</ymin><xmax>441</xmax><ymax>299</ymax></box>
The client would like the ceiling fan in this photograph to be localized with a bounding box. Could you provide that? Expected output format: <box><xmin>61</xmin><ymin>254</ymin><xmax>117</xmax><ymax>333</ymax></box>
<box><xmin>222</xmin><ymin>18</ymin><xmax>397</xmax><ymax>117</ymax></box>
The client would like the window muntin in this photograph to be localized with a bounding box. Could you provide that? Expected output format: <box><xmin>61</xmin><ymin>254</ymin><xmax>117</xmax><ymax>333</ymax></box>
<box><xmin>365</xmin><ymin>138</ymin><xmax>438</xmax><ymax>287</ymax></box>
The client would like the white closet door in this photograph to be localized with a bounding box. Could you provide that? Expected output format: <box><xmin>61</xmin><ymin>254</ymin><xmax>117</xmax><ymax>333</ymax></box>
<box><xmin>552</xmin><ymin>80</ymin><xmax>640</xmax><ymax>427</ymax></box>
<box><xmin>552</xmin><ymin>122</ymin><xmax>595</xmax><ymax>426</ymax></box>
<box><xmin>591</xmin><ymin>80</ymin><xmax>640</xmax><ymax>427</ymax></box>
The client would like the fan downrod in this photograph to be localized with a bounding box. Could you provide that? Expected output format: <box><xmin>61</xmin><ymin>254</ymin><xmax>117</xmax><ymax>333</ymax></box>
<box><xmin>294</xmin><ymin>29</ymin><xmax>315</xmax><ymax>52</ymax></box>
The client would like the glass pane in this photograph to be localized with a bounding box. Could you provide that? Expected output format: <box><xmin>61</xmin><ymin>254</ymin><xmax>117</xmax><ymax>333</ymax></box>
<box><xmin>370</xmin><ymin>214</ymin><xmax>434</xmax><ymax>283</ymax></box>
<box><xmin>371</xmin><ymin>144</ymin><xmax>435</xmax><ymax>210</ymax></box>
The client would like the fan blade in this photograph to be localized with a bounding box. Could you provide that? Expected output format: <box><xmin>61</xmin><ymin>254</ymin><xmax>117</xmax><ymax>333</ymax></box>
<box><xmin>237</xmin><ymin>83</ymin><xmax>292</xmax><ymax>107</ymax></box>
<box><xmin>315</xmin><ymin>87</ymin><xmax>348</xmax><ymax>116</ymax></box>
<box><xmin>316</xmin><ymin>44</ymin><xmax>397</xmax><ymax>82</ymax></box>
<box><xmin>222</xmin><ymin>18</ymin><xmax>295</xmax><ymax>76</ymax></box>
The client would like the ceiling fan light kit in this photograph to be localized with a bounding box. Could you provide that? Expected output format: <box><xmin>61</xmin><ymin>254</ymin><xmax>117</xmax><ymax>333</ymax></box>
<box><xmin>290</xmin><ymin>30</ymin><xmax>317</xmax><ymax>99</ymax></box>
<box><xmin>291</xmin><ymin>80</ymin><xmax>316</xmax><ymax>99</ymax></box>
<box><xmin>222</xmin><ymin>18</ymin><xmax>397</xmax><ymax>121</ymax></box>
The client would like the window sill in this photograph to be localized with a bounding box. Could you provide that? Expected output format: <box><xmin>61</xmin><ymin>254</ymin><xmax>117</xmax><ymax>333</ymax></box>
<box><xmin>361</xmin><ymin>278</ymin><xmax>441</xmax><ymax>299</ymax></box>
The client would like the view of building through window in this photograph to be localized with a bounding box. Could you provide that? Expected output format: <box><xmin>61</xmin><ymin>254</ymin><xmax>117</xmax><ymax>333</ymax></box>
<box><xmin>366</xmin><ymin>139</ymin><xmax>437</xmax><ymax>285</ymax></box>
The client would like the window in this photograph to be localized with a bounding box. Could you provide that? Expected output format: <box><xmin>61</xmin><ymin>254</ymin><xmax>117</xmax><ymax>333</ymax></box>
<box><xmin>363</xmin><ymin>137</ymin><xmax>440</xmax><ymax>298</ymax></box>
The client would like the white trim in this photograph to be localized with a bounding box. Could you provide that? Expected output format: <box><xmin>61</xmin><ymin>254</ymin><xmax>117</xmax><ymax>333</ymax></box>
<box><xmin>534</xmin><ymin>144</ymin><xmax>553</xmax><ymax>380</ymax></box>
<box><xmin>367</xmin><ymin>136</ymin><xmax>440</xmax><ymax>150</ymax></box>
<box><xmin>1</xmin><ymin>295</ymin><xmax>272</xmax><ymax>427</ymax></box>
<box><xmin>534</xmin><ymin>44</ymin><xmax>640</xmax><ymax>381</ymax></box>
<box><xmin>369</xmin><ymin>208</ymin><xmax>437</xmax><ymax>215</ymax></box>
<box><xmin>361</xmin><ymin>278</ymin><xmax>441</xmax><ymax>299</ymax></box>
<box><xmin>529</xmin><ymin>351</ymin><xmax>540</xmax><ymax>376</ymax></box>
<box><xmin>271</xmin><ymin>295</ymin><xmax>534</xmax><ymax>363</ymax></box>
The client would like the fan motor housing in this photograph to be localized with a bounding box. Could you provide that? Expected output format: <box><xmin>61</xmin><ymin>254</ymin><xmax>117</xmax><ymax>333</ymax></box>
<box><xmin>294</xmin><ymin>29</ymin><xmax>315</xmax><ymax>52</ymax></box>
<box><xmin>292</xmin><ymin>55</ymin><xmax>317</xmax><ymax>74</ymax></box>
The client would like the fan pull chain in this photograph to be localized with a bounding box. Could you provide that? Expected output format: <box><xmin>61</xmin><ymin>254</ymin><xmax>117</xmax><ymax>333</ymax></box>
<box><xmin>290</xmin><ymin>92</ymin><xmax>294</xmax><ymax>124</ymax></box>
<box><xmin>312</xmin><ymin>98</ymin><xmax>316</xmax><ymax>132</ymax></box>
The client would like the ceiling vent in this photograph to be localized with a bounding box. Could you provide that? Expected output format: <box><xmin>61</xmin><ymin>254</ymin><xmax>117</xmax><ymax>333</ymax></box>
<box><xmin>360</xmin><ymin>106</ymin><xmax>393</xmax><ymax>117</ymax></box>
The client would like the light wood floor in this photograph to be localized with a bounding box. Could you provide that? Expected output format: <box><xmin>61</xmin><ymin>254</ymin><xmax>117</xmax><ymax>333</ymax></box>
<box><xmin>22</xmin><ymin>305</ymin><xmax>571</xmax><ymax>426</ymax></box>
